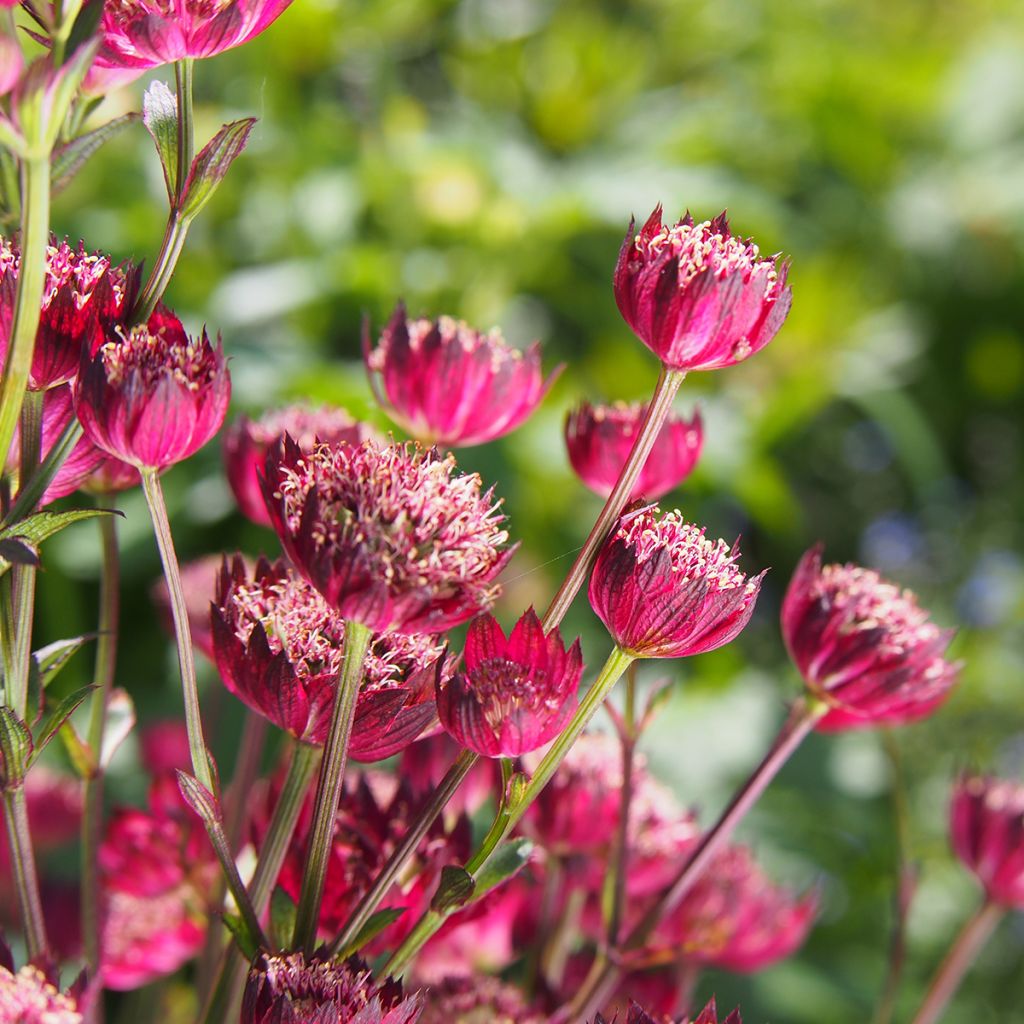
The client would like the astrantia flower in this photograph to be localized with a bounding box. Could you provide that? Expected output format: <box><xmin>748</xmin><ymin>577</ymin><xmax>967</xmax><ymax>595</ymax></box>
<box><xmin>224</xmin><ymin>404</ymin><xmax>376</xmax><ymax>526</ymax></box>
<box><xmin>262</xmin><ymin>438</ymin><xmax>512</xmax><ymax>634</ymax></box>
<box><xmin>565</xmin><ymin>401</ymin><xmax>702</xmax><ymax>501</ymax></box>
<box><xmin>437</xmin><ymin>608</ymin><xmax>582</xmax><ymax>758</ymax></box>
<box><xmin>212</xmin><ymin>556</ymin><xmax>445</xmax><ymax>758</ymax></box>
<box><xmin>951</xmin><ymin>774</ymin><xmax>1024</xmax><ymax>908</ymax></box>
<box><xmin>613</xmin><ymin>206</ymin><xmax>791</xmax><ymax>372</ymax></box>
<box><xmin>365</xmin><ymin>305</ymin><xmax>560</xmax><ymax>448</ymax></box>
<box><xmin>74</xmin><ymin>307</ymin><xmax>230</xmax><ymax>470</ymax></box>
<box><xmin>419</xmin><ymin>976</ymin><xmax>543</xmax><ymax>1024</ymax></box>
<box><xmin>781</xmin><ymin>546</ymin><xmax>960</xmax><ymax>730</ymax></box>
<box><xmin>589</xmin><ymin>505</ymin><xmax>764</xmax><ymax>658</ymax></box>
<box><xmin>0</xmin><ymin>964</ymin><xmax>82</xmax><ymax>1024</ymax></box>
<box><xmin>242</xmin><ymin>953</ymin><xmax>422</xmax><ymax>1024</ymax></box>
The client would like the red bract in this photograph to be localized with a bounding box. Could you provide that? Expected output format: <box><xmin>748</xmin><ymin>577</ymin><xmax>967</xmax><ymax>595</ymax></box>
<box><xmin>0</xmin><ymin>238</ymin><xmax>135</xmax><ymax>390</ymax></box>
<box><xmin>436</xmin><ymin>609</ymin><xmax>582</xmax><ymax>758</ymax></box>
<box><xmin>262</xmin><ymin>438</ymin><xmax>513</xmax><ymax>634</ymax></box>
<box><xmin>242</xmin><ymin>953</ymin><xmax>422</xmax><ymax>1024</ymax></box>
<box><xmin>223</xmin><ymin>404</ymin><xmax>376</xmax><ymax>526</ymax></box>
<box><xmin>565</xmin><ymin>401</ymin><xmax>703</xmax><ymax>501</ymax></box>
<box><xmin>74</xmin><ymin>308</ymin><xmax>230</xmax><ymax>470</ymax></box>
<box><xmin>589</xmin><ymin>506</ymin><xmax>764</xmax><ymax>658</ymax></box>
<box><xmin>419</xmin><ymin>976</ymin><xmax>543</xmax><ymax>1023</ymax></box>
<box><xmin>151</xmin><ymin>553</ymin><xmax>233</xmax><ymax>663</ymax></box>
<box><xmin>613</xmin><ymin>206</ymin><xmax>790</xmax><ymax>373</ymax></box>
<box><xmin>781</xmin><ymin>546</ymin><xmax>960</xmax><ymax>730</ymax></box>
<box><xmin>212</xmin><ymin>556</ymin><xmax>445</xmax><ymax>757</ymax></box>
<box><xmin>364</xmin><ymin>305</ymin><xmax>560</xmax><ymax>448</ymax></box>
<box><xmin>950</xmin><ymin>774</ymin><xmax>1024</xmax><ymax>908</ymax></box>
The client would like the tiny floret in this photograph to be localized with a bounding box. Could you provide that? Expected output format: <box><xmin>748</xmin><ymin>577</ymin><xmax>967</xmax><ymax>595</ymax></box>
<box><xmin>0</xmin><ymin>965</ymin><xmax>82</xmax><ymax>1024</ymax></box>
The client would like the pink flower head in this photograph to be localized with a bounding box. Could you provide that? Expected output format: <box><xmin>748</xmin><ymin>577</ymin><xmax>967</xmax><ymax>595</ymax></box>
<box><xmin>74</xmin><ymin>307</ymin><xmax>230</xmax><ymax>470</ymax></box>
<box><xmin>419</xmin><ymin>976</ymin><xmax>543</xmax><ymax>1024</ymax></box>
<box><xmin>364</xmin><ymin>304</ymin><xmax>561</xmax><ymax>448</ymax></box>
<box><xmin>950</xmin><ymin>774</ymin><xmax>1024</xmax><ymax>908</ymax></box>
<box><xmin>613</xmin><ymin>206</ymin><xmax>791</xmax><ymax>372</ymax></box>
<box><xmin>140</xmin><ymin>721</ymin><xmax>193</xmax><ymax>775</ymax></box>
<box><xmin>0</xmin><ymin>964</ymin><xmax>82</xmax><ymax>1024</ymax></box>
<box><xmin>399</xmin><ymin>733</ymin><xmax>499</xmax><ymax>818</ymax></box>
<box><xmin>212</xmin><ymin>556</ymin><xmax>445</xmax><ymax>758</ymax></box>
<box><xmin>589</xmin><ymin>505</ymin><xmax>764</xmax><ymax>659</ymax></box>
<box><xmin>781</xmin><ymin>546</ymin><xmax>960</xmax><ymax>730</ymax></box>
<box><xmin>0</xmin><ymin>237</ymin><xmax>136</xmax><ymax>391</ymax></box>
<box><xmin>262</xmin><ymin>438</ymin><xmax>513</xmax><ymax>634</ymax></box>
<box><xmin>151</xmin><ymin>553</ymin><xmax>232</xmax><ymax>662</ymax></box>
<box><xmin>565</xmin><ymin>401</ymin><xmax>703</xmax><ymax>501</ymax></box>
<box><xmin>242</xmin><ymin>953</ymin><xmax>422</xmax><ymax>1024</ymax></box>
<box><xmin>224</xmin><ymin>404</ymin><xmax>376</xmax><ymax>526</ymax></box>
<box><xmin>437</xmin><ymin>609</ymin><xmax>583</xmax><ymax>758</ymax></box>
<box><xmin>0</xmin><ymin>35</ymin><xmax>22</xmax><ymax>96</ymax></box>
<box><xmin>95</xmin><ymin>0</ymin><xmax>294</xmax><ymax>71</ymax></box>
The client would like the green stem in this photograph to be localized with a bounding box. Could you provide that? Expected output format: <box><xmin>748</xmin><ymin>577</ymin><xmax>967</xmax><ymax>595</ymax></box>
<box><xmin>293</xmin><ymin>620</ymin><xmax>372</xmax><ymax>954</ymax></box>
<box><xmin>140</xmin><ymin>467</ymin><xmax>214</xmax><ymax>793</ymax></box>
<box><xmin>175</xmin><ymin>58</ymin><xmax>194</xmax><ymax>198</ymax></box>
<box><xmin>2</xmin><ymin>788</ymin><xmax>48</xmax><ymax>958</ymax></box>
<box><xmin>2</xmin><ymin>419</ymin><xmax>83</xmax><ymax>529</ymax></box>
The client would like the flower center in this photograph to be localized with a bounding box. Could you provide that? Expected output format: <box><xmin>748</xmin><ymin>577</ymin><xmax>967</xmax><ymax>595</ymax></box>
<box><xmin>102</xmin><ymin>323</ymin><xmax>217</xmax><ymax>391</ymax></box>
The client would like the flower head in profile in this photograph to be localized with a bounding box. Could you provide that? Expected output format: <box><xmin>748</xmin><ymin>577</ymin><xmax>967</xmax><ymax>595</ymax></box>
<box><xmin>781</xmin><ymin>546</ymin><xmax>960</xmax><ymax>730</ymax></box>
<box><xmin>565</xmin><ymin>401</ymin><xmax>702</xmax><ymax>501</ymax></box>
<box><xmin>419</xmin><ymin>975</ymin><xmax>543</xmax><ymax>1024</ymax></box>
<box><xmin>437</xmin><ymin>608</ymin><xmax>583</xmax><ymax>758</ymax></box>
<box><xmin>364</xmin><ymin>304</ymin><xmax>561</xmax><ymax>448</ymax></box>
<box><xmin>75</xmin><ymin>307</ymin><xmax>230</xmax><ymax>470</ymax></box>
<box><xmin>589</xmin><ymin>505</ymin><xmax>764</xmax><ymax>658</ymax></box>
<box><xmin>613</xmin><ymin>206</ymin><xmax>791</xmax><ymax>372</ymax></box>
<box><xmin>262</xmin><ymin>438</ymin><xmax>513</xmax><ymax>634</ymax></box>
<box><xmin>950</xmin><ymin>774</ymin><xmax>1024</xmax><ymax>908</ymax></box>
<box><xmin>212</xmin><ymin>556</ymin><xmax>445</xmax><ymax>758</ymax></box>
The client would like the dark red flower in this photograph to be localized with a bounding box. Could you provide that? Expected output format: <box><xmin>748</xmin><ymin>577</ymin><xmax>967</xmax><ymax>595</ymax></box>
<box><xmin>781</xmin><ymin>546</ymin><xmax>960</xmax><ymax>730</ymax></box>
<box><xmin>950</xmin><ymin>774</ymin><xmax>1024</xmax><ymax>908</ymax></box>
<box><xmin>261</xmin><ymin>438</ymin><xmax>513</xmax><ymax>634</ymax></box>
<box><xmin>589</xmin><ymin>505</ymin><xmax>764</xmax><ymax>658</ymax></box>
<box><xmin>364</xmin><ymin>304</ymin><xmax>560</xmax><ymax>448</ymax></box>
<box><xmin>74</xmin><ymin>307</ymin><xmax>230</xmax><ymax>470</ymax></box>
<box><xmin>418</xmin><ymin>976</ymin><xmax>543</xmax><ymax>1024</ymax></box>
<box><xmin>224</xmin><ymin>404</ymin><xmax>376</xmax><ymax>526</ymax></box>
<box><xmin>565</xmin><ymin>401</ymin><xmax>702</xmax><ymax>501</ymax></box>
<box><xmin>437</xmin><ymin>609</ymin><xmax>582</xmax><ymax>758</ymax></box>
<box><xmin>398</xmin><ymin>734</ymin><xmax>499</xmax><ymax>818</ymax></box>
<box><xmin>212</xmin><ymin>556</ymin><xmax>445</xmax><ymax>758</ymax></box>
<box><xmin>613</xmin><ymin>206</ymin><xmax>790</xmax><ymax>373</ymax></box>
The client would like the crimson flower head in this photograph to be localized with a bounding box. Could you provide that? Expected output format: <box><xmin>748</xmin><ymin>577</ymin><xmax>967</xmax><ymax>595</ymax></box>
<box><xmin>613</xmin><ymin>206</ymin><xmax>791</xmax><ymax>373</ymax></box>
<box><xmin>565</xmin><ymin>401</ymin><xmax>703</xmax><ymax>501</ymax></box>
<box><xmin>592</xmin><ymin>1001</ymin><xmax>743</xmax><ymax>1024</ymax></box>
<box><xmin>364</xmin><ymin>304</ymin><xmax>560</xmax><ymax>448</ymax></box>
<box><xmin>589</xmin><ymin>505</ymin><xmax>764</xmax><ymax>659</ymax></box>
<box><xmin>950</xmin><ymin>774</ymin><xmax>1024</xmax><ymax>908</ymax></box>
<box><xmin>437</xmin><ymin>608</ymin><xmax>583</xmax><ymax>758</ymax></box>
<box><xmin>0</xmin><ymin>237</ymin><xmax>135</xmax><ymax>391</ymax></box>
<box><xmin>262</xmin><ymin>438</ymin><xmax>513</xmax><ymax>634</ymax></box>
<box><xmin>223</xmin><ymin>404</ymin><xmax>376</xmax><ymax>526</ymax></box>
<box><xmin>212</xmin><ymin>556</ymin><xmax>445</xmax><ymax>758</ymax></box>
<box><xmin>781</xmin><ymin>546</ymin><xmax>960</xmax><ymax>730</ymax></box>
<box><xmin>74</xmin><ymin>308</ymin><xmax>230</xmax><ymax>470</ymax></box>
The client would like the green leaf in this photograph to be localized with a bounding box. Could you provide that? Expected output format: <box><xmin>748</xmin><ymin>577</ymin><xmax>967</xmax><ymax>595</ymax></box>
<box><xmin>52</xmin><ymin>113</ymin><xmax>139</xmax><ymax>196</ymax></box>
<box><xmin>0</xmin><ymin>538</ymin><xmax>40</xmax><ymax>575</ymax></box>
<box><xmin>32</xmin><ymin>635</ymin><xmax>93</xmax><ymax>691</ymax></box>
<box><xmin>430</xmin><ymin>865</ymin><xmax>476</xmax><ymax>914</ymax></box>
<box><xmin>223</xmin><ymin>911</ymin><xmax>260</xmax><ymax>962</ymax></box>
<box><xmin>0</xmin><ymin>120</ymin><xmax>25</xmax><ymax>165</ymax></box>
<box><xmin>178</xmin><ymin>118</ymin><xmax>256</xmax><ymax>222</ymax></box>
<box><xmin>59</xmin><ymin>721</ymin><xmax>96</xmax><ymax>778</ymax></box>
<box><xmin>269</xmin><ymin>887</ymin><xmax>297</xmax><ymax>951</ymax></box>
<box><xmin>176</xmin><ymin>770</ymin><xmax>221</xmax><ymax>826</ymax></box>
<box><xmin>143</xmin><ymin>81</ymin><xmax>179</xmax><ymax>203</ymax></box>
<box><xmin>334</xmin><ymin>908</ymin><xmax>404</xmax><ymax>959</ymax></box>
<box><xmin>62</xmin><ymin>0</ymin><xmax>104</xmax><ymax>65</ymax></box>
<box><xmin>473</xmin><ymin>838</ymin><xmax>534</xmax><ymax>900</ymax></box>
<box><xmin>32</xmin><ymin>686</ymin><xmax>94</xmax><ymax>762</ymax></box>
<box><xmin>40</xmin><ymin>41</ymin><xmax>101</xmax><ymax>151</ymax></box>
<box><xmin>0</xmin><ymin>508</ymin><xmax>122</xmax><ymax>578</ymax></box>
<box><xmin>0</xmin><ymin>707</ymin><xmax>33</xmax><ymax>789</ymax></box>
<box><xmin>99</xmin><ymin>689</ymin><xmax>135</xmax><ymax>770</ymax></box>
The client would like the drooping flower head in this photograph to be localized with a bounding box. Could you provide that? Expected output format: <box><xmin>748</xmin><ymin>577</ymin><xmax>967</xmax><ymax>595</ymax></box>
<box><xmin>242</xmin><ymin>953</ymin><xmax>422</xmax><ymax>1024</ymax></box>
<box><xmin>213</xmin><ymin>556</ymin><xmax>446</xmax><ymax>757</ymax></box>
<box><xmin>0</xmin><ymin>964</ymin><xmax>82</xmax><ymax>1024</ymax></box>
<box><xmin>262</xmin><ymin>438</ymin><xmax>513</xmax><ymax>634</ymax></box>
<box><xmin>75</xmin><ymin>307</ymin><xmax>230</xmax><ymax>470</ymax></box>
<box><xmin>589</xmin><ymin>505</ymin><xmax>764</xmax><ymax>658</ymax></box>
<box><xmin>781</xmin><ymin>546</ymin><xmax>960</xmax><ymax>730</ymax></box>
<box><xmin>613</xmin><ymin>206</ymin><xmax>791</xmax><ymax>372</ymax></box>
<box><xmin>950</xmin><ymin>774</ymin><xmax>1024</xmax><ymax>908</ymax></box>
<box><xmin>364</xmin><ymin>304</ymin><xmax>561</xmax><ymax>448</ymax></box>
<box><xmin>224</xmin><ymin>404</ymin><xmax>376</xmax><ymax>526</ymax></box>
<box><xmin>436</xmin><ymin>608</ymin><xmax>582</xmax><ymax>758</ymax></box>
<box><xmin>418</xmin><ymin>976</ymin><xmax>543</xmax><ymax>1024</ymax></box>
<box><xmin>565</xmin><ymin>401</ymin><xmax>703</xmax><ymax>501</ymax></box>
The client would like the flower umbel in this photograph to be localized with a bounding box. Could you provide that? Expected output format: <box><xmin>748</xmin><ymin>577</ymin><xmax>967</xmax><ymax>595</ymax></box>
<box><xmin>0</xmin><ymin>965</ymin><xmax>82</xmax><ymax>1024</ymax></box>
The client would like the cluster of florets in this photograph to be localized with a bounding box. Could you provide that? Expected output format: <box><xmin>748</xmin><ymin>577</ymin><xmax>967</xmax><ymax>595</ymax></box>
<box><xmin>0</xmin><ymin>964</ymin><xmax>82</xmax><ymax>1024</ymax></box>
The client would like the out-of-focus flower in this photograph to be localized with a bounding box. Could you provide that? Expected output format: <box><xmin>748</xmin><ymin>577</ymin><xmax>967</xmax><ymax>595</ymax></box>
<box><xmin>74</xmin><ymin>307</ymin><xmax>230</xmax><ymax>470</ymax></box>
<box><xmin>613</xmin><ymin>206</ymin><xmax>790</xmax><ymax>373</ymax></box>
<box><xmin>140</xmin><ymin>721</ymin><xmax>193</xmax><ymax>776</ymax></box>
<box><xmin>399</xmin><ymin>734</ymin><xmax>498</xmax><ymax>818</ymax></box>
<box><xmin>151</xmin><ymin>553</ymin><xmax>232</xmax><ymax>663</ymax></box>
<box><xmin>0</xmin><ymin>964</ymin><xmax>83</xmax><ymax>1024</ymax></box>
<box><xmin>781</xmin><ymin>546</ymin><xmax>960</xmax><ymax>730</ymax></box>
<box><xmin>565</xmin><ymin>402</ymin><xmax>702</xmax><ymax>501</ymax></box>
<box><xmin>589</xmin><ymin>506</ymin><xmax>764</xmax><ymax>658</ymax></box>
<box><xmin>0</xmin><ymin>37</ymin><xmax>22</xmax><ymax>96</ymax></box>
<box><xmin>437</xmin><ymin>609</ymin><xmax>582</xmax><ymax>758</ymax></box>
<box><xmin>82</xmin><ymin>454</ymin><xmax>141</xmax><ymax>495</ymax></box>
<box><xmin>951</xmin><ymin>774</ymin><xmax>1024</xmax><ymax>908</ymax></box>
<box><xmin>212</xmin><ymin>556</ymin><xmax>445</xmax><ymax>758</ymax></box>
<box><xmin>364</xmin><ymin>305</ymin><xmax>560</xmax><ymax>448</ymax></box>
<box><xmin>262</xmin><ymin>438</ymin><xmax>512</xmax><ymax>634</ymax></box>
<box><xmin>223</xmin><ymin>404</ymin><xmax>375</xmax><ymax>526</ymax></box>
<box><xmin>242</xmin><ymin>953</ymin><xmax>422</xmax><ymax>1024</ymax></box>
<box><xmin>418</xmin><ymin>975</ymin><xmax>543</xmax><ymax>1023</ymax></box>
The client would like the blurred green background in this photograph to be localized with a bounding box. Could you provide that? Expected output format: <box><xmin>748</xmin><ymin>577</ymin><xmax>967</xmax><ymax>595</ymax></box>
<box><xmin>26</xmin><ymin>0</ymin><xmax>1024</xmax><ymax>1019</ymax></box>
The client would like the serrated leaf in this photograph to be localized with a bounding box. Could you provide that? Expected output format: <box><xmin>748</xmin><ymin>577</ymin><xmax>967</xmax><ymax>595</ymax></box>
<box><xmin>52</xmin><ymin>113</ymin><xmax>139</xmax><ymax>195</ymax></box>
<box><xmin>0</xmin><ymin>507</ymin><xmax>122</xmax><ymax>552</ymax></box>
<box><xmin>223</xmin><ymin>911</ymin><xmax>259</xmax><ymax>962</ymax></box>
<box><xmin>0</xmin><ymin>707</ymin><xmax>33</xmax><ymax>788</ymax></box>
<box><xmin>99</xmin><ymin>689</ymin><xmax>135</xmax><ymax>770</ymax></box>
<box><xmin>143</xmin><ymin>81</ymin><xmax>179</xmax><ymax>202</ymax></box>
<box><xmin>178</xmin><ymin>118</ymin><xmax>256</xmax><ymax>222</ymax></box>
<box><xmin>431</xmin><ymin>865</ymin><xmax>476</xmax><ymax>914</ymax></box>
<box><xmin>32</xmin><ymin>635</ymin><xmax>92</xmax><ymax>690</ymax></box>
<box><xmin>270</xmin><ymin>887</ymin><xmax>297</xmax><ymax>951</ymax></box>
<box><xmin>473</xmin><ymin>838</ymin><xmax>534</xmax><ymax>900</ymax></box>
<box><xmin>176</xmin><ymin>770</ymin><xmax>220</xmax><ymax>825</ymax></box>
<box><xmin>335</xmin><ymin>907</ymin><xmax>404</xmax><ymax>959</ymax></box>
<box><xmin>32</xmin><ymin>686</ymin><xmax>94</xmax><ymax>761</ymax></box>
<box><xmin>58</xmin><ymin>720</ymin><xmax>96</xmax><ymax>778</ymax></box>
